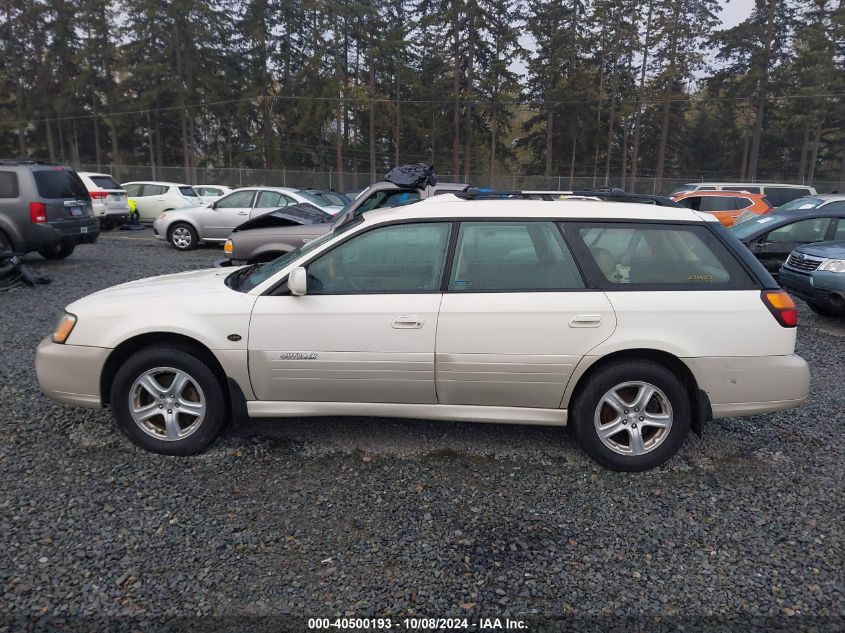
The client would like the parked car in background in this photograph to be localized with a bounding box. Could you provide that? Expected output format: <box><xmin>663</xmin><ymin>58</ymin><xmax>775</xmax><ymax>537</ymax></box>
<box><xmin>779</xmin><ymin>241</ymin><xmax>845</xmax><ymax>317</ymax></box>
<box><xmin>77</xmin><ymin>172</ymin><xmax>131</xmax><ymax>230</ymax></box>
<box><xmin>729</xmin><ymin>206</ymin><xmax>845</xmax><ymax>275</ymax></box>
<box><xmin>121</xmin><ymin>181</ymin><xmax>202</xmax><ymax>223</ymax></box>
<box><xmin>0</xmin><ymin>160</ymin><xmax>99</xmax><ymax>259</ymax></box>
<box><xmin>735</xmin><ymin>193</ymin><xmax>845</xmax><ymax>225</ymax></box>
<box><xmin>673</xmin><ymin>190</ymin><xmax>773</xmax><ymax>226</ymax></box>
<box><xmin>669</xmin><ymin>182</ymin><xmax>817</xmax><ymax>207</ymax></box>
<box><xmin>153</xmin><ymin>186</ymin><xmax>341</xmax><ymax>250</ymax></box>
<box><xmin>193</xmin><ymin>185</ymin><xmax>232</xmax><ymax>204</ymax></box>
<box><xmin>221</xmin><ymin>180</ymin><xmax>468</xmax><ymax>264</ymax></box>
<box><xmin>299</xmin><ymin>189</ymin><xmax>351</xmax><ymax>208</ymax></box>
<box><xmin>36</xmin><ymin>196</ymin><xmax>810</xmax><ymax>471</ymax></box>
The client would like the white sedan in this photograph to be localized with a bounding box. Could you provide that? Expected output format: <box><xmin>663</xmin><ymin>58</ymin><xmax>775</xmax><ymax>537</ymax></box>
<box><xmin>152</xmin><ymin>186</ymin><xmax>342</xmax><ymax>250</ymax></box>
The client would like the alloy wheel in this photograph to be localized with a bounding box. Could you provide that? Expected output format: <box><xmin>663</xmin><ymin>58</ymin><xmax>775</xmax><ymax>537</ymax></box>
<box><xmin>128</xmin><ymin>367</ymin><xmax>206</xmax><ymax>441</ymax></box>
<box><xmin>593</xmin><ymin>381</ymin><xmax>673</xmax><ymax>456</ymax></box>
<box><xmin>171</xmin><ymin>227</ymin><xmax>192</xmax><ymax>249</ymax></box>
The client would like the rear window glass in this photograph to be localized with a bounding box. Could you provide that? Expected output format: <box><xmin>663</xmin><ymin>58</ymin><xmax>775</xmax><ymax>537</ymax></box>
<box><xmin>89</xmin><ymin>176</ymin><xmax>121</xmax><ymax>190</ymax></box>
<box><xmin>777</xmin><ymin>196</ymin><xmax>823</xmax><ymax>211</ymax></box>
<box><xmin>0</xmin><ymin>171</ymin><xmax>19</xmax><ymax>198</ymax></box>
<box><xmin>179</xmin><ymin>186</ymin><xmax>199</xmax><ymax>197</ymax></box>
<box><xmin>33</xmin><ymin>169</ymin><xmax>88</xmax><ymax>199</ymax></box>
<box><xmin>571</xmin><ymin>223</ymin><xmax>752</xmax><ymax>288</ymax></box>
<box><xmin>765</xmin><ymin>187</ymin><xmax>812</xmax><ymax>207</ymax></box>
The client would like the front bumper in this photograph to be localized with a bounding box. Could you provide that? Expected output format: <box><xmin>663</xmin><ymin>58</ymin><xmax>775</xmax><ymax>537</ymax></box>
<box><xmin>779</xmin><ymin>266</ymin><xmax>845</xmax><ymax>305</ymax></box>
<box><xmin>683</xmin><ymin>354</ymin><xmax>810</xmax><ymax>419</ymax></box>
<box><xmin>35</xmin><ymin>337</ymin><xmax>109</xmax><ymax>408</ymax></box>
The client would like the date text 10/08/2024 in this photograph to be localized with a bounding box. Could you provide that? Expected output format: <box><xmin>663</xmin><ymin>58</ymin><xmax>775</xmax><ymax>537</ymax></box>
<box><xmin>307</xmin><ymin>617</ymin><xmax>528</xmax><ymax>630</ymax></box>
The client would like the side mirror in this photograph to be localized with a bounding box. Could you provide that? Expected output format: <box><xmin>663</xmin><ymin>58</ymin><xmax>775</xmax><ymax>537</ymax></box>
<box><xmin>288</xmin><ymin>266</ymin><xmax>307</xmax><ymax>296</ymax></box>
<box><xmin>209</xmin><ymin>201</ymin><xmax>217</xmax><ymax>209</ymax></box>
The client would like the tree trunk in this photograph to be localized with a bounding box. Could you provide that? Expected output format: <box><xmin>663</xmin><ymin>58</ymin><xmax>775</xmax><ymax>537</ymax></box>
<box><xmin>603</xmin><ymin>57</ymin><xmax>620</xmax><ymax>186</ymax></box>
<box><xmin>748</xmin><ymin>0</ymin><xmax>778</xmax><ymax>180</ymax></box>
<box><xmin>490</xmin><ymin>103</ymin><xmax>498</xmax><ymax>179</ymax></box>
<box><xmin>545</xmin><ymin>109</ymin><xmax>554</xmax><ymax>178</ymax></box>
<box><xmin>740</xmin><ymin>130</ymin><xmax>750</xmax><ymax>180</ymax></box>
<box><xmin>369</xmin><ymin>30</ymin><xmax>376</xmax><ymax>183</ymax></box>
<box><xmin>154</xmin><ymin>110</ymin><xmax>164</xmax><ymax>174</ymax></box>
<box><xmin>93</xmin><ymin>114</ymin><xmax>101</xmax><ymax>170</ymax></box>
<box><xmin>806</xmin><ymin>118</ymin><xmax>823</xmax><ymax>184</ymax></box>
<box><xmin>630</xmin><ymin>0</ymin><xmax>653</xmax><ymax>188</ymax></box>
<box><xmin>45</xmin><ymin>118</ymin><xmax>56</xmax><ymax>162</ymax></box>
<box><xmin>797</xmin><ymin>120</ymin><xmax>809</xmax><ymax>183</ymax></box>
<box><xmin>463</xmin><ymin>3</ymin><xmax>476</xmax><ymax>181</ymax></box>
<box><xmin>620</xmin><ymin>118</ymin><xmax>629</xmax><ymax>190</ymax></box>
<box><xmin>108</xmin><ymin>116</ymin><xmax>119</xmax><ymax>168</ymax></box>
<box><xmin>568</xmin><ymin>133</ymin><xmax>577</xmax><ymax>189</ymax></box>
<box><xmin>591</xmin><ymin>61</ymin><xmax>605</xmax><ymax>187</ymax></box>
<box><xmin>654</xmin><ymin>0</ymin><xmax>682</xmax><ymax>195</ymax></box>
<box><xmin>71</xmin><ymin>120</ymin><xmax>80</xmax><ymax>167</ymax></box>
<box><xmin>146</xmin><ymin>110</ymin><xmax>156</xmax><ymax>179</ymax></box>
<box><xmin>394</xmin><ymin>77</ymin><xmax>401</xmax><ymax>165</ymax></box>
<box><xmin>452</xmin><ymin>21</ymin><xmax>461</xmax><ymax>179</ymax></box>
<box><xmin>839</xmin><ymin>135</ymin><xmax>845</xmax><ymax>190</ymax></box>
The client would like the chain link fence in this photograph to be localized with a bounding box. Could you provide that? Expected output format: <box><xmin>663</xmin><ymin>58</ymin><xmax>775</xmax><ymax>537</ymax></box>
<box><xmin>80</xmin><ymin>164</ymin><xmax>843</xmax><ymax>195</ymax></box>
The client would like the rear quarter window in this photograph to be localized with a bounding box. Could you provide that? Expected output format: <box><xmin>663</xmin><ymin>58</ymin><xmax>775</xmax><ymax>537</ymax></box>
<box><xmin>566</xmin><ymin>222</ymin><xmax>756</xmax><ymax>290</ymax></box>
<box><xmin>179</xmin><ymin>186</ymin><xmax>199</xmax><ymax>198</ymax></box>
<box><xmin>33</xmin><ymin>169</ymin><xmax>88</xmax><ymax>199</ymax></box>
<box><xmin>0</xmin><ymin>171</ymin><xmax>19</xmax><ymax>198</ymax></box>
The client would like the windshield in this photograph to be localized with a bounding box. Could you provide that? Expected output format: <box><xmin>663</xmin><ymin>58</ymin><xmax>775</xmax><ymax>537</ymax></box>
<box><xmin>775</xmin><ymin>196</ymin><xmax>823</xmax><ymax>211</ymax></box>
<box><xmin>237</xmin><ymin>221</ymin><xmax>359</xmax><ymax>293</ymax></box>
<box><xmin>729</xmin><ymin>214</ymin><xmax>781</xmax><ymax>239</ymax></box>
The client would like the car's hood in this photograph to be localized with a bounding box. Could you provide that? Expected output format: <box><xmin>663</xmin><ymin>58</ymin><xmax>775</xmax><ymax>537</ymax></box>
<box><xmin>794</xmin><ymin>240</ymin><xmax>845</xmax><ymax>259</ymax></box>
<box><xmin>70</xmin><ymin>267</ymin><xmax>238</xmax><ymax>308</ymax></box>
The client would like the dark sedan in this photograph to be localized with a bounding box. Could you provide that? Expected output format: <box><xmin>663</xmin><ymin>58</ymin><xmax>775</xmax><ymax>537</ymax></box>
<box><xmin>729</xmin><ymin>208</ymin><xmax>845</xmax><ymax>276</ymax></box>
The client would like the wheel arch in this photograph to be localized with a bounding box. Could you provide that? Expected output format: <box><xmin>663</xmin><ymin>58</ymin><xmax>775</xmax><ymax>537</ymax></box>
<box><xmin>100</xmin><ymin>332</ymin><xmax>231</xmax><ymax>409</ymax></box>
<box><xmin>563</xmin><ymin>348</ymin><xmax>709</xmax><ymax>436</ymax></box>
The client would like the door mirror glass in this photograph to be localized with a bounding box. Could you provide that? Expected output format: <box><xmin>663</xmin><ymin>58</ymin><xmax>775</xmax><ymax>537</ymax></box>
<box><xmin>289</xmin><ymin>266</ymin><xmax>307</xmax><ymax>296</ymax></box>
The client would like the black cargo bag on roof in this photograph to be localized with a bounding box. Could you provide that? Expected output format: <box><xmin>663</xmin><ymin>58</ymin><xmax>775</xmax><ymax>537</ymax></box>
<box><xmin>384</xmin><ymin>163</ymin><xmax>437</xmax><ymax>189</ymax></box>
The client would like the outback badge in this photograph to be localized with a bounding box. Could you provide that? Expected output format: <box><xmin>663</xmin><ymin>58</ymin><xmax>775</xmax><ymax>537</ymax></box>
<box><xmin>280</xmin><ymin>352</ymin><xmax>318</xmax><ymax>360</ymax></box>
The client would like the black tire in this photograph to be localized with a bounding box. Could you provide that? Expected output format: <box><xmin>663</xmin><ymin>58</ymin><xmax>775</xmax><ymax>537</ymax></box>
<box><xmin>38</xmin><ymin>243</ymin><xmax>75</xmax><ymax>259</ymax></box>
<box><xmin>98</xmin><ymin>217</ymin><xmax>114</xmax><ymax>231</ymax></box>
<box><xmin>168</xmin><ymin>222</ymin><xmax>198</xmax><ymax>251</ymax></box>
<box><xmin>571</xmin><ymin>360</ymin><xmax>691</xmax><ymax>472</ymax></box>
<box><xmin>110</xmin><ymin>346</ymin><xmax>227</xmax><ymax>455</ymax></box>
<box><xmin>0</xmin><ymin>230</ymin><xmax>13</xmax><ymax>254</ymax></box>
<box><xmin>807</xmin><ymin>300</ymin><xmax>845</xmax><ymax>318</ymax></box>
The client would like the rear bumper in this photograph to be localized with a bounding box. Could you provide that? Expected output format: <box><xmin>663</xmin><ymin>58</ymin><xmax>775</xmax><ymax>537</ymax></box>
<box><xmin>35</xmin><ymin>337</ymin><xmax>109</xmax><ymax>408</ymax></box>
<box><xmin>683</xmin><ymin>354</ymin><xmax>810</xmax><ymax>419</ymax></box>
<box><xmin>18</xmin><ymin>217</ymin><xmax>99</xmax><ymax>252</ymax></box>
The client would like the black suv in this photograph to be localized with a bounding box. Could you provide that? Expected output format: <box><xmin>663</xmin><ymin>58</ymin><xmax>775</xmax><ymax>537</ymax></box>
<box><xmin>0</xmin><ymin>160</ymin><xmax>100</xmax><ymax>259</ymax></box>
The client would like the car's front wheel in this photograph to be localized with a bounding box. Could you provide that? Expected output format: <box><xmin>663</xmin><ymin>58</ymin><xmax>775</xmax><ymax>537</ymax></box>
<box><xmin>168</xmin><ymin>222</ymin><xmax>198</xmax><ymax>250</ymax></box>
<box><xmin>110</xmin><ymin>346</ymin><xmax>227</xmax><ymax>455</ymax></box>
<box><xmin>571</xmin><ymin>360</ymin><xmax>690</xmax><ymax>471</ymax></box>
<box><xmin>807</xmin><ymin>300</ymin><xmax>845</xmax><ymax>318</ymax></box>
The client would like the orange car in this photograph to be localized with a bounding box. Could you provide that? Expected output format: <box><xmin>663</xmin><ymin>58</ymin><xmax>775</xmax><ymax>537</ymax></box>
<box><xmin>671</xmin><ymin>191</ymin><xmax>774</xmax><ymax>227</ymax></box>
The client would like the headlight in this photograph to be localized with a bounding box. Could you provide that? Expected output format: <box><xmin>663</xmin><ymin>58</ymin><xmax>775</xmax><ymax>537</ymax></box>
<box><xmin>223</xmin><ymin>239</ymin><xmax>233</xmax><ymax>256</ymax></box>
<box><xmin>158</xmin><ymin>213</ymin><xmax>167</xmax><ymax>220</ymax></box>
<box><xmin>52</xmin><ymin>313</ymin><xmax>77</xmax><ymax>344</ymax></box>
<box><xmin>819</xmin><ymin>258</ymin><xmax>845</xmax><ymax>273</ymax></box>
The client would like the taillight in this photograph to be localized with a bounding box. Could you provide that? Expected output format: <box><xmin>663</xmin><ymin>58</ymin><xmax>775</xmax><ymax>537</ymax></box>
<box><xmin>29</xmin><ymin>202</ymin><xmax>47</xmax><ymax>224</ymax></box>
<box><xmin>762</xmin><ymin>290</ymin><xmax>797</xmax><ymax>328</ymax></box>
<box><xmin>89</xmin><ymin>191</ymin><xmax>109</xmax><ymax>199</ymax></box>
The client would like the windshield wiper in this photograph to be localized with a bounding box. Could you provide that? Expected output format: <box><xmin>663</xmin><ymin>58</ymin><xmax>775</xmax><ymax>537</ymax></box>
<box><xmin>228</xmin><ymin>262</ymin><xmax>263</xmax><ymax>290</ymax></box>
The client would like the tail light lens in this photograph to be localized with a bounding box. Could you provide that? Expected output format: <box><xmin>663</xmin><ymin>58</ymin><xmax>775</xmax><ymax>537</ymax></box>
<box><xmin>762</xmin><ymin>290</ymin><xmax>797</xmax><ymax>327</ymax></box>
<box><xmin>89</xmin><ymin>191</ymin><xmax>109</xmax><ymax>199</ymax></box>
<box><xmin>29</xmin><ymin>202</ymin><xmax>47</xmax><ymax>224</ymax></box>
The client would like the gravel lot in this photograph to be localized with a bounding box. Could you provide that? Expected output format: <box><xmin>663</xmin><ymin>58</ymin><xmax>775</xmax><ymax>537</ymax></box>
<box><xmin>1</xmin><ymin>232</ymin><xmax>843</xmax><ymax>631</ymax></box>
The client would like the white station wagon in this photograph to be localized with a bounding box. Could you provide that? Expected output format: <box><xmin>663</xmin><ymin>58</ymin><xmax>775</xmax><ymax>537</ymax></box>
<box><xmin>36</xmin><ymin>195</ymin><xmax>810</xmax><ymax>471</ymax></box>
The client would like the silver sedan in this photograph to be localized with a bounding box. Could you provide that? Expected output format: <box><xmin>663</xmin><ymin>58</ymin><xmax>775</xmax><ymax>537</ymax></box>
<box><xmin>153</xmin><ymin>186</ymin><xmax>342</xmax><ymax>250</ymax></box>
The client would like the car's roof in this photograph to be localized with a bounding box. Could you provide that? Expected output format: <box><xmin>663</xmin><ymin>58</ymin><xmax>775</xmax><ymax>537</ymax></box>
<box><xmin>122</xmin><ymin>181</ymin><xmax>191</xmax><ymax>187</ymax></box>
<box><xmin>195</xmin><ymin>184</ymin><xmax>230</xmax><ymax>188</ymax></box>
<box><xmin>815</xmin><ymin>194</ymin><xmax>845</xmax><ymax>202</ymax></box>
<box><xmin>674</xmin><ymin>190</ymin><xmax>767</xmax><ymax>198</ymax></box>
<box><xmin>78</xmin><ymin>171</ymin><xmax>115</xmax><ymax>178</ymax></box>
<box><xmin>361</xmin><ymin>195</ymin><xmax>715</xmax><ymax>224</ymax></box>
<box><xmin>685</xmin><ymin>182</ymin><xmax>815</xmax><ymax>188</ymax></box>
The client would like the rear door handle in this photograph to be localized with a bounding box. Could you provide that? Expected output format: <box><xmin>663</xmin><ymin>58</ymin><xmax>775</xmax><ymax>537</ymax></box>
<box><xmin>569</xmin><ymin>314</ymin><xmax>603</xmax><ymax>328</ymax></box>
<box><xmin>237</xmin><ymin>212</ymin><xmax>248</xmax><ymax>215</ymax></box>
<box><xmin>392</xmin><ymin>315</ymin><xmax>424</xmax><ymax>329</ymax></box>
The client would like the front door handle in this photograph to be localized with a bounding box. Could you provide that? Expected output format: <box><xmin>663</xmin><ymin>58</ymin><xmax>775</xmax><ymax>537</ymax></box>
<box><xmin>392</xmin><ymin>315</ymin><xmax>424</xmax><ymax>329</ymax></box>
<box><xmin>569</xmin><ymin>314</ymin><xmax>602</xmax><ymax>328</ymax></box>
<box><xmin>237</xmin><ymin>211</ymin><xmax>248</xmax><ymax>215</ymax></box>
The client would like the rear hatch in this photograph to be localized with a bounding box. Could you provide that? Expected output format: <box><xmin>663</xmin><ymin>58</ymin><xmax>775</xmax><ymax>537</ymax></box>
<box><xmin>32</xmin><ymin>166</ymin><xmax>93</xmax><ymax>222</ymax></box>
<box><xmin>87</xmin><ymin>174</ymin><xmax>130</xmax><ymax>212</ymax></box>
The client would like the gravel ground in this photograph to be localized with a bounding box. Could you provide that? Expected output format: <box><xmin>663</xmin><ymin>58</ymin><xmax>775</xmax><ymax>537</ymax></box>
<box><xmin>1</xmin><ymin>232</ymin><xmax>843</xmax><ymax>632</ymax></box>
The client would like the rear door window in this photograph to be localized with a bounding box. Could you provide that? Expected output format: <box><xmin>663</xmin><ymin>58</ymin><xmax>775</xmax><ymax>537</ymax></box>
<box><xmin>568</xmin><ymin>222</ymin><xmax>754</xmax><ymax>289</ymax></box>
<box><xmin>140</xmin><ymin>184</ymin><xmax>167</xmax><ymax>196</ymax></box>
<box><xmin>123</xmin><ymin>183</ymin><xmax>141</xmax><ymax>196</ymax></box>
<box><xmin>0</xmin><ymin>171</ymin><xmax>19</xmax><ymax>198</ymax></box>
<box><xmin>33</xmin><ymin>169</ymin><xmax>88</xmax><ymax>199</ymax></box>
<box><xmin>448</xmin><ymin>222</ymin><xmax>585</xmax><ymax>291</ymax></box>
<box><xmin>255</xmin><ymin>190</ymin><xmax>288</xmax><ymax>208</ymax></box>
<box><xmin>89</xmin><ymin>176</ymin><xmax>121</xmax><ymax>190</ymax></box>
<box><xmin>765</xmin><ymin>218</ymin><xmax>832</xmax><ymax>243</ymax></box>
<box><xmin>834</xmin><ymin>220</ymin><xmax>845</xmax><ymax>241</ymax></box>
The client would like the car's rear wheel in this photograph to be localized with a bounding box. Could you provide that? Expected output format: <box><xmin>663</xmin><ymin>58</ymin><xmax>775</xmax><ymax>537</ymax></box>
<box><xmin>0</xmin><ymin>230</ymin><xmax>13</xmax><ymax>254</ymax></box>
<box><xmin>571</xmin><ymin>360</ymin><xmax>690</xmax><ymax>471</ymax></box>
<box><xmin>38</xmin><ymin>243</ymin><xmax>75</xmax><ymax>259</ymax></box>
<box><xmin>98</xmin><ymin>217</ymin><xmax>114</xmax><ymax>231</ymax></box>
<box><xmin>807</xmin><ymin>300</ymin><xmax>845</xmax><ymax>318</ymax></box>
<box><xmin>110</xmin><ymin>346</ymin><xmax>226</xmax><ymax>455</ymax></box>
<box><xmin>168</xmin><ymin>222</ymin><xmax>198</xmax><ymax>251</ymax></box>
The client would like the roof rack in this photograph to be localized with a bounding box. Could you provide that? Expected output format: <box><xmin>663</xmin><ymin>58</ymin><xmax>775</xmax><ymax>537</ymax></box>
<box><xmin>454</xmin><ymin>187</ymin><xmax>681</xmax><ymax>207</ymax></box>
